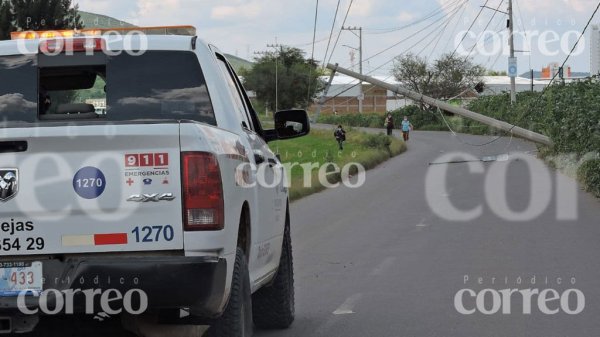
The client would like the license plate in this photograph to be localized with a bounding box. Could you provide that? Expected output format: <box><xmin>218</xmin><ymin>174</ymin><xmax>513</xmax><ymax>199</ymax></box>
<box><xmin>0</xmin><ymin>262</ymin><xmax>43</xmax><ymax>297</ymax></box>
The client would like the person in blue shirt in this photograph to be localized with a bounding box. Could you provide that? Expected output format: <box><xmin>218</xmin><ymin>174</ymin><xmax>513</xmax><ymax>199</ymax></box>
<box><xmin>401</xmin><ymin>116</ymin><xmax>413</xmax><ymax>141</ymax></box>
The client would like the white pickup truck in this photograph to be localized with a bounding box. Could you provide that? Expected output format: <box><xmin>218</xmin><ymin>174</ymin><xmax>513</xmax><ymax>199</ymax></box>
<box><xmin>0</xmin><ymin>26</ymin><xmax>308</xmax><ymax>336</ymax></box>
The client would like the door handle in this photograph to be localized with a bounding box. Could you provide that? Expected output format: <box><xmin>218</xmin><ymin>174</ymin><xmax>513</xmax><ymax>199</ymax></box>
<box><xmin>0</xmin><ymin>141</ymin><xmax>27</xmax><ymax>153</ymax></box>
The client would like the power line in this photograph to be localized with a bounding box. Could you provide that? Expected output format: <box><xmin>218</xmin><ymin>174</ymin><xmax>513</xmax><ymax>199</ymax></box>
<box><xmin>310</xmin><ymin>0</ymin><xmax>319</xmax><ymax>62</ymax></box>
<box><xmin>322</xmin><ymin>0</ymin><xmax>342</xmax><ymax>68</ymax></box>
<box><xmin>361</xmin><ymin>0</ymin><xmax>466</xmax><ymax>66</ymax></box>
<box><xmin>465</xmin><ymin>0</ymin><xmax>505</xmax><ymax>59</ymax></box>
<box><xmin>513</xmin><ymin>0</ymin><xmax>532</xmax><ymax>70</ymax></box>
<box><xmin>507</xmin><ymin>0</ymin><xmax>600</xmax><ymax>132</ymax></box>
<box><xmin>450</xmin><ymin>0</ymin><xmax>491</xmax><ymax>58</ymax></box>
<box><xmin>441</xmin><ymin>2</ymin><xmax>469</xmax><ymax>52</ymax></box>
<box><xmin>319</xmin><ymin>6</ymin><xmax>466</xmax><ymax>110</ymax></box>
<box><xmin>363</xmin><ymin>0</ymin><xmax>463</xmax><ymax>34</ymax></box>
<box><xmin>325</xmin><ymin>0</ymin><xmax>355</xmax><ymax>67</ymax></box>
<box><xmin>423</xmin><ymin>0</ymin><xmax>470</xmax><ymax>59</ymax></box>
<box><xmin>438</xmin><ymin>0</ymin><xmax>600</xmax><ymax>147</ymax></box>
<box><xmin>307</xmin><ymin>0</ymin><xmax>320</xmax><ymax>103</ymax></box>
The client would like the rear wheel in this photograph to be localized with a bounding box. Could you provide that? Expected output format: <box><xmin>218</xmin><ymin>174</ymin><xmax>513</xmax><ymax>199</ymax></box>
<box><xmin>206</xmin><ymin>248</ymin><xmax>252</xmax><ymax>337</ymax></box>
<box><xmin>252</xmin><ymin>208</ymin><xmax>295</xmax><ymax>329</ymax></box>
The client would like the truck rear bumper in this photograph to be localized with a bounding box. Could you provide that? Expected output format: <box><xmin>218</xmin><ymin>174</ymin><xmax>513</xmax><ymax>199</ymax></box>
<box><xmin>0</xmin><ymin>256</ymin><xmax>227</xmax><ymax>318</ymax></box>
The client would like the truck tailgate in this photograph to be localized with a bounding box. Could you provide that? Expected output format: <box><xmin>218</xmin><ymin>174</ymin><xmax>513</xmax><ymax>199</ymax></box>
<box><xmin>0</xmin><ymin>123</ymin><xmax>184</xmax><ymax>255</ymax></box>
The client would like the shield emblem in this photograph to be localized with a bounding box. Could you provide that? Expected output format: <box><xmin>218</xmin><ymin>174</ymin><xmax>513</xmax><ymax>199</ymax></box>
<box><xmin>0</xmin><ymin>169</ymin><xmax>18</xmax><ymax>202</ymax></box>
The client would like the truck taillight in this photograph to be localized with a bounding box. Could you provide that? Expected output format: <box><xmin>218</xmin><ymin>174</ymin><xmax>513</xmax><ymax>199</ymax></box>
<box><xmin>39</xmin><ymin>38</ymin><xmax>105</xmax><ymax>54</ymax></box>
<box><xmin>182</xmin><ymin>152</ymin><xmax>224</xmax><ymax>231</ymax></box>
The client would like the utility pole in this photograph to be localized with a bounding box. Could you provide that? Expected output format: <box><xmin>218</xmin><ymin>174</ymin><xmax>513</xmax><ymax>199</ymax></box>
<box><xmin>327</xmin><ymin>63</ymin><xmax>553</xmax><ymax>146</ymax></box>
<box><xmin>267</xmin><ymin>39</ymin><xmax>282</xmax><ymax>112</ymax></box>
<box><xmin>530</xmin><ymin>69</ymin><xmax>534</xmax><ymax>92</ymax></box>
<box><xmin>508</xmin><ymin>0</ymin><xmax>517</xmax><ymax>104</ymax></box>
<box><xmin>342</xmin><ymin>26</ymin><xmax>363</xmax><ymax>113</ymax></box>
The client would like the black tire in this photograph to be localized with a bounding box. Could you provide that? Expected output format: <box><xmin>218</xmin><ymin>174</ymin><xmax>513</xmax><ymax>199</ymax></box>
<box><xmin>252</xmin><ymin>208</ymin><xmax>295</xmax><ymax>329</ymax></box>
<box><xmin>206</xmin><ymin>248</ymin><xmax>252</xmax><ymax>337</ymax></box>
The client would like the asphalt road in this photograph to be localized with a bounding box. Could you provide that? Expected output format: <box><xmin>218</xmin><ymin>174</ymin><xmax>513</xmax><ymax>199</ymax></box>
<box><xmin>31</xmin><ymin>130</ymin><xmax>600</xmax><ymax>337</ymax></box>
<box><xmin>254</xmin><ymin>130</ymin><xmax>600</xmax><ymax>337</ymax></box>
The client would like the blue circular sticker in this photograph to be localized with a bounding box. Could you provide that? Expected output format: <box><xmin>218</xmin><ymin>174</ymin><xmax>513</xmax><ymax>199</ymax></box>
<box><xmin>73</xmin><ymin>167</ymin><xmax>106</xmax><ymax>199</ymax></box>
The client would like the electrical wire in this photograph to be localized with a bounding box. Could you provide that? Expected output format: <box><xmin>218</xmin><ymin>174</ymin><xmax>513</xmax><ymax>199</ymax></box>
<box><xmin>307</xmin><ymin>0</ymin><xmax>320</xmax><ymax>104</ymax></box>
<box><xmin>325</xmin><ymin>0</ymin><xmax>355</xmax><ymax>67</ymax></box>
<box><xmin>322</xmin><ymin>0</ymin><xmax>342</xmax><ymax>69</ymax></box>
<box><xmin>421</xmin><ymin>0</ymin><xmax>470</xmax><ymax>58</ymax></box>
<box><xmin>310</xmin><ymin>0</ymin><xmax>319</xmax><ymax>62</ymax></box>
<box><xmin>435</xmin><ymin>0</ymin><xmax>600</xmax><ymax>148</ymax></box>
<box><xmin>360</xmin><ymin>0</ymin><xmax>467</xmax><ymax>66</ymax></box>
<box><xmin>465</xmin><ymin>0</ymin><xmax>505</xmax><ymax>59</ymax></box>
<box><xmin>320</xmin><ymin>2</ymin><xmax>468</xmax><ymax>109</ymax></box>
<box><xmin>363</xmin><ymin>0</ymin><xmax>463</xmax><ymax>34</ymax></box>
<box><xmin>450</xmin><ymin>0</ymin><xmax>491</xmax><ymax>58</ymax></box>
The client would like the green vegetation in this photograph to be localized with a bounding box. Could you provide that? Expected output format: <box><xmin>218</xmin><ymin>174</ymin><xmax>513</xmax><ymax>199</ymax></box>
<box><xmin>271</xmin><ymin>129</ymin><xmax>406</xmax><ymax>201</ymax></box>
<box><xmin>467</xmin><ymin>80</ymin><xmax>600</xmax><ymax>197</ymax></box>
<box><xmin>0</xmin><ymin>0</ymin><xmax>82</xmax><ymax>40</ymax></box>
<box><xmin>320</xmin><ymin>80</ymin><xmax>600</xmax><ymax>197</ymax></box>
<box><xmin>577</xmin><ymin>159</ymin><xmax>600</xmax><ymax>198</ymax></box>
<box><xmin>241</xmin><ymin>47</ymin><xmax>322</xmax><ymax>112</ymax></box>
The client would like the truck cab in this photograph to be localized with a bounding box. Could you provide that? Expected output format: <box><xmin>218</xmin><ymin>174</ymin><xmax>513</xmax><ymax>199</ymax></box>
<box><xmin>0</xmin><ymin>26</ymin><xmax>307</xmax><ymax>336</ymax></box>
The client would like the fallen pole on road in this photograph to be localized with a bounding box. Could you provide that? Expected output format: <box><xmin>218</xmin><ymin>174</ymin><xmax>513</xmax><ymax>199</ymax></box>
<box><xmin>326</xmin><ymin>63</ymin><xmax>553</xmax><ymax>146</ymax></box>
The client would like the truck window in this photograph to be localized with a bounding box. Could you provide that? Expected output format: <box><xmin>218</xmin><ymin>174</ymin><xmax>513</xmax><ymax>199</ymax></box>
<box><xmin>0</xmin><ymin>55</ymin><xmax>38</xmax><ymax>123</ymax></box>
<box><xmin>0</xmin><ymin>51</ymin><xmax>216</xmax><ymax>125</ymax></box>
<box><xmin>108</xmin><ymin>51</ymin><xmax>216</xmax><ymax>124</ymax></box>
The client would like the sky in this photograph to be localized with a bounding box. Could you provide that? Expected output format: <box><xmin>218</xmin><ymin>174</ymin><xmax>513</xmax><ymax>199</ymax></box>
<box><xmin>73</xmin><ymin>0</ymin><xmax>600</xmax><ymax>76</ymax></box>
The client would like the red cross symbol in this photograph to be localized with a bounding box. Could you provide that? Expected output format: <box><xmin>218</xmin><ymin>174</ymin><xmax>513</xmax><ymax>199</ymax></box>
<box><xmin>126</xmin><ymin>178</ymin><xmax>134</xmax><ymax>186</ymax></box>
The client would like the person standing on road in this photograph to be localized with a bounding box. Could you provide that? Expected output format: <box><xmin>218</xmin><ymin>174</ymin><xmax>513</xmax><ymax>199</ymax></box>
<box><xmin>384</xmin><ymin>113</ymin><xmax>394</xmax><ymax>136</ymax></box>
<box><xmin>401</xmin><ymin>116</ymin><xmax>413</xmax><ymax>141</ymax></box>
<box><xmin>334</xmin><ymin>124</ymin><xmax>346</xmax><ymax>151</ymax></box>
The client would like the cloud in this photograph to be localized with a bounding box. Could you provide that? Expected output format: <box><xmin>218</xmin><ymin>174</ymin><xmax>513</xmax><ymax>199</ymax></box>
<box><xmin>397</xmin><ymin>11</ymin><xmax>415</xmax><ymax>22</ymax></box>
<box><xmin>351</xmin><ymin>0</ymin><xmax>375</xmax><ymax>17</ymax></box>
<box><xmin>210</xmin><ymin>2</ymin><xmax>262</xmax><ymax>20</ymax></box>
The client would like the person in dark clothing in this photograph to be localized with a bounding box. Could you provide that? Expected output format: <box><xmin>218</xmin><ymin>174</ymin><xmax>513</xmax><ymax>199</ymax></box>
<box><xmin>384</xmin><ymin>113</ymin><xmax>394</xmax><ymax>136</ymax></box>
<box><xmin>334</xmin><ymin>125</ymin><xmax>346</xmax><ymax>150</ymax></box>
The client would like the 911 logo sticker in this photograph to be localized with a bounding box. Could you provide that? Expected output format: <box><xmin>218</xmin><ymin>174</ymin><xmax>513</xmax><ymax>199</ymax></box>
<box><xmin>125</xmin><ymin>153</ymin><xmax>169</xmax><ymax>167</ymax></box>
<box><xmin>124</xmin><ymin>153</ymin><xmax>170</xmax><ymax>186</ymax></box>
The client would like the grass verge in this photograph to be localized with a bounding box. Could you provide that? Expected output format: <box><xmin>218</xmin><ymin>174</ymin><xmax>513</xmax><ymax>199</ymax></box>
<box><xmin>270</xmin><ymin>128</ymin><xmax>406</xmax><ymax>201</ymax></box>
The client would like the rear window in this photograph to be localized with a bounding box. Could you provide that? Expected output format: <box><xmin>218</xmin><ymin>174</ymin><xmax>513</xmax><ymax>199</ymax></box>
<box><xmin>0</xmin><ymin>55</ymin><xmax>38</xmax><ymax>123</ymax></box>
<box><xmin>0</xmin><ymin>51</ymin><xmax>216</xmax><ymax>125</ymax></box>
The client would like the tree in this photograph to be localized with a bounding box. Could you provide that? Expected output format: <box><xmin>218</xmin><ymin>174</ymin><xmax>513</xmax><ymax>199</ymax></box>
<box><xmin>391</xmin><ymin>53</ymin><xmax>485</xmax><ymax>107</ymax></box>
<box><xmin>487</xmin><ymin>70</ymin><xmax>508</xmax><ymax>76</ymax></box>
<box><xmin>241</xmin><ymin>46</ymin><xmax>322</xmax><ymax>112</ymax></box>
<box><xmin>0</xmin><ymin>0</ymin><xmax>82</xmax><ymax>40</ymax></box>
<box><xmin>0</xmin><ymin>2</ymin><xmax>13</xmax><ymax>40</ymax></box>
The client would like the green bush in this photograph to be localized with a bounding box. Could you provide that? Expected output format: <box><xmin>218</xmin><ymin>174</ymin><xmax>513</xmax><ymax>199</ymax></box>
<box><xmin>362</xmin><ymin>133</ymin><xmax>392</xmax><ymax>149</ymax></box>
<box><xmin>467</xmin><ymin>80</ymin><xmax>600</xmax><ymax>155</ymax></box>
<box><xmin>577</xmin><ymin>159</ymin><xmax>600</xmax><ymax>198</ymax></box>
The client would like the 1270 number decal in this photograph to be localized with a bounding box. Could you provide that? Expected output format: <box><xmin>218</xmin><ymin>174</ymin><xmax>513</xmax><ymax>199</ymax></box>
<box><xmin>131</xmin><ymin>225</ymin><xmax>174</xmax><ymax>243</ymax></box>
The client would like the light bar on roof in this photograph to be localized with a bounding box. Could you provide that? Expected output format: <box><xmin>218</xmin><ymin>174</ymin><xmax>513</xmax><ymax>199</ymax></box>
<box><xmin>10</xmin><ymin>25</ymin><xmax>197</xmax><ymax>40</ymax></box>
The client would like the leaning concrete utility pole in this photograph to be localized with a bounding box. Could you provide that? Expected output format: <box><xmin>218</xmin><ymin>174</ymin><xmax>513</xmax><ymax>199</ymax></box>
<box><xmin>312</xmin><ymin>64</ymin><xmax>338</xmax><ymax>122</ymax></box>
<box><xmin>326</xmin><ymin>63</ymin><xmax>552</xmax><ymax>146</ymax></box>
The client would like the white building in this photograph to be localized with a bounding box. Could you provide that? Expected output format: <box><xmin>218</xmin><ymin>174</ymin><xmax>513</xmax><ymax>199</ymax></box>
<box><xmin>590</xmin><ymin>25</ymin><xmax>600</xmax><ymax>76</ymax></box>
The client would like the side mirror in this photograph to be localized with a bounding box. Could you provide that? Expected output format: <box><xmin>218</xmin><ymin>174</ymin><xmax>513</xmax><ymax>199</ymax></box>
<box><xmin>266</xmin><ymin>109</ymin><xmax>310</xmax><ymax>142</ymax></box>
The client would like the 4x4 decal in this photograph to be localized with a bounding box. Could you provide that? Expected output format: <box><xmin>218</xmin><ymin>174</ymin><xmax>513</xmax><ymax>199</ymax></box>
<box><xmin>127</xmin><ymin>193</ymin><xmax>176</xmax><ymax>202</ymax></box>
